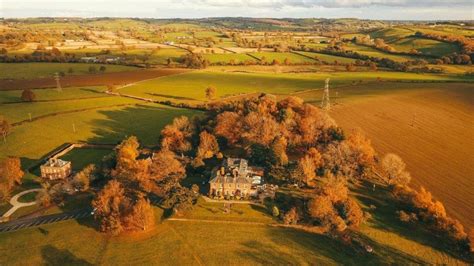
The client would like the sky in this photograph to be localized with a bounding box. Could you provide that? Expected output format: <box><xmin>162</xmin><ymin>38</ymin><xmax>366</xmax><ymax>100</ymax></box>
<box><xmin>1</xmin><ymin>0</ymin><xmax>472</xmax><ymax>20</ymax></box>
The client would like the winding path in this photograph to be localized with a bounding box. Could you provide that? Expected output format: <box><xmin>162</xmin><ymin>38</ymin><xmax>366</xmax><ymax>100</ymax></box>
<box><xmin>2</xmin><ymin>189</ymin><xmax>43</xmax><ymax>218</ymax></box>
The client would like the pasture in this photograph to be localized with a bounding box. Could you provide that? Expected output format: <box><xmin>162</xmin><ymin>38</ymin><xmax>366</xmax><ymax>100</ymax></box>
<box><xmin>203</xmin><ymin>53</ymin><xmax>254</xmax><ymax>64</ymax></box>
<box><xmin>0</xmin><ymin>63</ymin><xmax>136</xmax><ymax>80</ymax></box>
<box><xmin>296</xmin><ymin>51</ymin><xmax>358</xmax><ymax>64</ymax></box>
<box><xmin>296</xmin><ymin>82</ymin><xmax>474</xmax><ymax>228</ymax></box>
<box><xmin>119</xmin><ymin>69</ymin><xmax>471</xmax><ymax>103</ymax></box>
<box><xmin>0</xmin><ymin>68</ymin><xmax>190</xmax><ymax>90</ymax></box>
<box><xmin>343</xmin><ymin>43</ymin><xmax>421</xmax><ymax>62</ymax></box>
<box><xmin>0</xmin><ymin>102</ymin><xmax>198</xmax><ymax>166</ymax></box>
<box><xmin>248</xmin><ymin>52</ymin><xmax>316</xmax><ymax>64</ymax></box>
<box><xmin>391</xmin><ymin>37</ymin><xmax>461</xmax><ymax>56</ymax></box>
<box><xmin>0</xmin><ymin>189</ymin><xmax>469</xmax><ymax>265</ymax></box>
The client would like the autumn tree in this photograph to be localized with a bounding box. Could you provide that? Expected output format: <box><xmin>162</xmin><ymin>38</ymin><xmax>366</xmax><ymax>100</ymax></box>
<box><xmin>160</xmin><ymin>116</ymin><xmax>195</xmax><ymax>154</ymax></box>
<box><xmin>381</xmin><ymin>153</ymin><xmax>411</xmax><ymax>186</ymax></box>
<box><xmin>123</xmin><ymin>196</ymin><xmax>155</xmax><ymax>231</ymax></box>
<box><xmin>0</xmin><ymin>118</ymin><xmax>10</xmax><ymax>142</ymax></box>
<box><xmin>308</xmin><ymin>195</ymin><xmax>336</xmax><ymax>225</ymax></box>
<box><xmin>241</xmin><ymin>112</ymin><xmax>279</xmax><ymax>146</ymax></box>
<box><xmin>0</xmin><ymin>157</ymin><xmax>24</xmax><ymax>202</ymax></box>
<box><xmin>297</xmin><ymin>148</ymin><xmax>322</xmax><ymax>186</ymax></box>
<box><xmin>111</xmin><ymin>136</ymin><xmax>150</xmax><ymax>189</ymax></box>
<box><xmin>339</xmin><ymin>198</ymin><xmax>364</xmax><ymax>227</ymax></box>
<box><xmin>71</xmin><ymin>164</ymin><xmax>96</xmax><ymax>192</ymax></box>
<box><xmin>148</xmin><ymin>149</ymin><xmax>186</xmax><ymax>196</ymax></box>
<box><xmin>21</xmin><ymin>89</ymin><xmax>36</xmax><ymax>102</ymax></box>
<box><xmin>194</xmin><ymin>131</ymin><xmax>219</xmax><ymax>166</ymax></box>
<box><xmin>92</xmin><ymin>180</ymin><xmax>128</xmax><ymax>235</ymax></box>
<box><xmin>205</xmin><ymin>86</ymin><xmax>216</xmax><ymax>101</ymax></box>
<box><xmin>271</xmin><ymin>136</ymin><xmax>288</xmax><ymax>166</ymax></box>
<box><xmin>323</xmin><ymin>129</ymin><xmax>375</xmax><ymax>179</ymax></box>
<box><xmin>214</xmin><ymin>111</ymin><xmax>242</xmax><ymax>146</ymax></box>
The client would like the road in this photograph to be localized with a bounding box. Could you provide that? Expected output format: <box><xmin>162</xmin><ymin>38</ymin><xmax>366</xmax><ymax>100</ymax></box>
<box><xmin>0</xmin><ymin>208</ymin><xmax>92</xmax><ymax>233</ymax></box>
<box><xmin>2</xmin><ymin>189</ymin><xmax>43</xmax><ymax>218</ymax></box>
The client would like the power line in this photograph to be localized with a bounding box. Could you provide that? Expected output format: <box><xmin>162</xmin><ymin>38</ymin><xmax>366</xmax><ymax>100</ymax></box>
<box><xmin>321</xmin><ymin>78</ymin><xmax>330</xmax><ymax>111</ymax></box>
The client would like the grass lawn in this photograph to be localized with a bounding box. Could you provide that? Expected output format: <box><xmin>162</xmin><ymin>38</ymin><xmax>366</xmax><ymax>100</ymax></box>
<box><xmin>0</xmin><ymin>190</ymin><xmax>469</xmax><ymax>265</ymax></box>
<box><xmin>248</xmin><ymin>52</ymin><xmax>316</xmax><ymax>64</ymax></box>
<box><xmin>181</xmin><ymin>197</ymin><xmax>275</xmax><ymax>223</ymax></box>
<box><xmin>110</xmin><ymin>48</ymin><xmax>189</xmax><ymax>65</ymax></box>
<box><xmin>0</xmin><ymin>96</ymin><xmax>139</xmax><ymax>124</ymax></box>
<box><xmin>17</xmin><ymin>191</ymin><xmax>39</xmax><ymax>203</ymax></box>
<box><xmin>0</xmin><ymin>103</ymin><xmax>199</xmax><ymax>167</ymax></box>
<box><xmin>368</xmin><ymin>27</ymin><xmax>415</xmax><ymax>43</ymax></box>
<box><xmin>0</xmin><ymin>63</ymin><xmax>137</xmax><ymax>80</ymax></box>
<box><xmin>59</xmin><ymin>147</ymin><xmax>113</xmax><ymax>172</ymax></box>
<box><xmin>119</xmin><ymin>69</ymin><xmax>472</xmax><ymax>104</ymax></box>
<box><xmin>203</xmin><ymin>53</ymin><xmax>255</xmax><ymax>64</ymax></box>
<box><xmin>391</xmin><ymin>37</ymin><xmax>461</xmax><ymax>56</ymax></box>
<box><xmin>0</xmin><ymin>86</ymin><xmax>107</xmax><ymax>103</ymax></box>
<box><xmin>297</xmin><ymin>51</ymin><xmax>358</xmax><ymax>64</ymax></box>
<box><xmin>343</xmin><ymin>43</ymin><xmax>421</xmax><ymax>62</ymax></box>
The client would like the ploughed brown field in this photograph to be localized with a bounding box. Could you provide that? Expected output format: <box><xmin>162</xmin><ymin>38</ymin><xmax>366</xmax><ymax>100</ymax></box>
<box><xmin>329</xmin><ymin>83</ymin><xmax>474</xmax><ymax>228</ymax></box>
<box><xmin>0</xmin><ymin>68</ymin><xmax>190</xmax><ymax>90</ymax></box>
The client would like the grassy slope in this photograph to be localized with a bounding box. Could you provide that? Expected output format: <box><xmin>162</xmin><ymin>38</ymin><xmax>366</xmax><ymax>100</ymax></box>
<box><xmin>0</xmin><ymin>96</ymin><xmax>138</xmax><ymax>124</ymax></box>
<box><xmin>368</xmin><ymin>27</ymin><xmax>415</xmax><ymax>43</ymax></box>
<box><xmin>343</xmin><ymin>43</ymin><xmax>420</xmax><ymax>62</ymax></box>
<box><xmin>0</xmin><ymin>63</ymin><xmax>137</xmax><ymax>80</ymax></box>
<box><xmin>248</xmin><ymin>52</ymin><xmax>316</xmax><ymax>64</ymax></box>
<box><xmin>203</xmin><ymin>53</ymin><xmax>255</xmax><ymax>64</ymax></box>
<box><xmin>391</xmin><ymin>37</ymin><xmax>461</xmax><ymax>56</ymax></box>
<box><xmin>0</xmin><ymin>86</ymin><xmax>107</xmax><ymax>103</ymax></box>
<box><xmin>0</xmin><ymin>102</ymin><xmax>198</xmax><ymax>165</ymax></box>
<box><xmin>59</xmin><ymin>147</ymin><xmax>113</xmax><ymax>171</ymax></box>
<box><xmin>0</xmin><ymin>191</ymin><xmax>468</xmax><ymax>265</ymax></box>
<box><xmin>120</xmin><ymin>70</ymin><xmax>471</xmax><ymax>103</ymax></box>
<box><xmin>297</xmin><ymin>82</ymin><xmax>474</xmax><ymax>228</ymax></box>
<box><xmin>298</xmin><ymin>51</ymin><xmax>358</xmax><ymax>64</ymax></box>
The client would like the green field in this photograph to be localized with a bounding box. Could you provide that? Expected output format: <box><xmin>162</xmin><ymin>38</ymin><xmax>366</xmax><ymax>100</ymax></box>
<box><xmin>0</xmin><ymin>86</ymin><xmax>107</xmax><ymax>103</ymax></box>
<box><xmin>0</xmin><ymin>100</ymin><xmax>198</xmax><ymax>165</ymax></box>
<box><xmin>297</xmin><ymin>51</ymin><xmax>358</xmax><ymax>64</ymax></box>
<box><xmin>0</xmin><ymin>96</ymin><xmax>138</xmax><ymax>124</ymax></box>
<box><xmin>111</xmin><ymin>48</ymin><xmax>189</xmax><ymax>64</ymax></box>
<box><xmin>368</xmin><ymin>27</ymin><xmax>415</xmax><ymax>43</ymax></box>
<box><xmin>203</xmin><ymin>53</ymin><xmax>254</xmax><ymax>64</ymax></box>
<box><xmin>391</xmin><ymin>37</ymin><xmax>461</xmax><ymax>56</ymax></box>
<box><xmin>0</xmin><ymin>63</ymin><xmax>137</xmax><ymax>80</ymax></box>
<box><xmin>248</xmin><ymin>52</ymin><xmax>316</xmax><ymax>64</ymax></box>
<box><xmin>59</xmin><ymin>147</ymin><xmax>113</xmax><ymax>171</ymax></box>
<box><xmin>119</xmin><ymin>69</ymin><xmax>471</xmax><ymax>103</ymax></box>
<box><xmin>0</xmin><ymin>187</ymin><xmax>468</xmax><ymax>265</ymax></box>
<box><xmin>343</xmin><ymin>43</ymin><xmax>420</xmax><ymax>62</ymax></box>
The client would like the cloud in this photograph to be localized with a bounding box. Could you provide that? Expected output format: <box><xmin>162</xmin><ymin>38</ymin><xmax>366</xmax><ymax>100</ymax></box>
<box><xmin>188</xmin><ymin>0</ymin><xmax>473</xmax><ymax>9</ymax></box>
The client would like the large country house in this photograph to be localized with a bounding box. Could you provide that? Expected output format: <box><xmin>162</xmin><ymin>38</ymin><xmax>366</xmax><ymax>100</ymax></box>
<box><xmin>40</xmin><ymin>158</ymin><xmax>72</xmax><ymax>180</ymax></box>
<box><xmin>209</xmin><ymin>158</ymin><xmax>264</xmax><ymax>199</ymax></box>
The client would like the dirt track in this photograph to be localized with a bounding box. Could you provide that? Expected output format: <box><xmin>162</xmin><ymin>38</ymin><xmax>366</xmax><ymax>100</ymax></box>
<box><xmin>0</xmin><ymin>68</ymin><xmax>190</xmax><ymax>90</ymax></box>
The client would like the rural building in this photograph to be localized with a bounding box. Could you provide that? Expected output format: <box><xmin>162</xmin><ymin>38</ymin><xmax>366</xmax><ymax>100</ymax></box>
<box><xmin>40</xmin><ymin>158</ymin><xmax>72</xmax><ymax>180</ymax></box>
<box><xmin>80</xmin><ymin>56</ymin><xmax>99</xmax><ymax>63</ymax></box>
<box><xmin>209</xmin><ymin>158</ymin><xmax>264</xmax><ymax>198</ymax></box>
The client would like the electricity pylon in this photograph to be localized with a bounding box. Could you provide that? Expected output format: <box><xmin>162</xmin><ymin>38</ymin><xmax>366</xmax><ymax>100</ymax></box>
<box><xmin>321</xmin><ymin>78</ymin><xmax>330</xmax><ymax>111</ymax></box>
<box><xmin>54</xmin><ymin>72</ymin><xmax>62</xmax><ymax>92</ymax></box>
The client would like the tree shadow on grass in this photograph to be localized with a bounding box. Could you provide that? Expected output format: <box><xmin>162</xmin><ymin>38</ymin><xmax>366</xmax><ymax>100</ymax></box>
<box><xmin>87</xmin><ymin>104</ymin><xmax>199</xmax><ymax>146</ymax></box>
<box><xmin>146</xmin><ymin>93</ymin><xmax>195</xmax><ymax>101</ymax></box>
<box><xmin>260</xmin><ymin>226</ymin><xmax>428</xmax><ymax>265</ymax></box>
<box><xmin>41</xmin><ymin>245</ymin><xmax>93</xmax><ymax>266</ymax></box>
<box><xmin>352</xmin><ymin>181</ymin><xmax>471</xmax><ymax>263</ymax></box>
